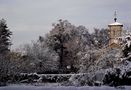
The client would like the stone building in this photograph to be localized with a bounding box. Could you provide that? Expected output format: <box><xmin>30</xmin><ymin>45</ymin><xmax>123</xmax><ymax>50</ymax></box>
<box><xmin>108</xmin><ymin>12</ymin><xmax>123</xmax><ymax>48</ymax></box>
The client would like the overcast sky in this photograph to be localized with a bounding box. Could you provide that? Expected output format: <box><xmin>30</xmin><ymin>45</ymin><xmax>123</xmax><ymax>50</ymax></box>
<box><xmin>0</xmin><ymin>0</ymin><xmax>131</xmax><ymax>49</ymax></box>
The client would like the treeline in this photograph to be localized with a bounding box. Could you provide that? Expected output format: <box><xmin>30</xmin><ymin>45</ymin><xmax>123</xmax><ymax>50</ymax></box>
<box><xmin>12</xmin><ymin>19</ymin><xmax>109</xmax><ymax>74</ymax></box>
<box><xmin>0</xmin><ymin>19</ymin><xmax>110</xmax><ymax>85</ymax></box>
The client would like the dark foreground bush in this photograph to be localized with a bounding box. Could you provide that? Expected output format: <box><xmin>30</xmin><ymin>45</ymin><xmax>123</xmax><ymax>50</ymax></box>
<box><xmin>41</xmin><ymin>74</ymin><xmax>71</xmax><ymax>83</ymax></box>
<box><xmin>0</xmin><ymin>82</ymin><xmax>6</xmax><ymax>86</ymax></box>
<box><xmin>103</xmin><ymin>68</ymin><xmax>131</xmax><ymax>86</ymax></box>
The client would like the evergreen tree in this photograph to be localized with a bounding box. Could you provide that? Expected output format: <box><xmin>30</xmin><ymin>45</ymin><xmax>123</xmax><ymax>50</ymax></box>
<box><xmin>0</xmin><ymin>19</ymin><xmax>12</xmax><ymax>85</ymax></box>
<box><xmin>0</xmin><ymin>19</ymin><xmax>12</xmax><ymax>54</ymax></box>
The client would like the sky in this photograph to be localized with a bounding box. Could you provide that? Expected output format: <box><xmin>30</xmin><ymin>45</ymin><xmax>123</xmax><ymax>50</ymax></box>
<box><xmin>0</xmin><ymin>0</ymin><xmax>131</xmax><ymax>49</ymax></box>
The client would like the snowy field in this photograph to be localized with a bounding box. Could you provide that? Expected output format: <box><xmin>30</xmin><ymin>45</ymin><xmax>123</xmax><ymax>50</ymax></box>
<box><xmin>0</xmin><ymin>85</ymin><xmax>131</xmax><ymax>90</ymax></box>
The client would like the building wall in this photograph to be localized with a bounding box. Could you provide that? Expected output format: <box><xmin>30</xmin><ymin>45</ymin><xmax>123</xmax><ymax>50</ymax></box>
<box><xmin>108</xmin><ymin>25</ymin><xmax>123</xmax><ymax>47</ymax></box>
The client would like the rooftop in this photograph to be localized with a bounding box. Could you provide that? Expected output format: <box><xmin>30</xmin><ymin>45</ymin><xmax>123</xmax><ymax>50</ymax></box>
<box><xmin>108</xmin><ymin>22</ymin><xmax>123</xmax><ymax>26</ymax></box>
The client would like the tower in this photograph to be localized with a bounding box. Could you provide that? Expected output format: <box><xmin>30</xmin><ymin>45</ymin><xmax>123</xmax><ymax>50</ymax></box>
<box><xmin>108</xmin><ymin>11</ymin><xmax>123</xmax><ymax>48</ymax></box>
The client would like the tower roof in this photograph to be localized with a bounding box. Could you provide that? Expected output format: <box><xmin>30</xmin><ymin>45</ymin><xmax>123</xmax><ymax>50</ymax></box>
<box><xmin>108</xmin><ymin>22</ymin><xmax>123</xmax><ymax>26</ymax></box>
<box><xmin>108</xmin><ymin>11</ymin><xmax>123</xmax><ymax>27</ymax></box>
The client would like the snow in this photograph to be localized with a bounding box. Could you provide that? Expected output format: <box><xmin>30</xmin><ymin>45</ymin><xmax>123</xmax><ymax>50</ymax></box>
<box><xmin>127</xmin><ymin>40</ymin><xmax>131</xmax><ymax>47</ymax></box>
<box><xmin>0</xmin><ymin>85</ymin><xmax>131</xmax><ymax>90</ymax></box>
<box><xmin>108</xmin><ymin>22</ymin><xmax>123</xmax><ymax>26</ymax></box>
<box><xmin>118</xmin><ymin>61</ymin><xmax>131</xmax><ymax>74</ymax></box>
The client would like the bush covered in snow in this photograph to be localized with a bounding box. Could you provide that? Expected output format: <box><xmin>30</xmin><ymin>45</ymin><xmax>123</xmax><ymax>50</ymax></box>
<box><xmin>1</xmin><ymin>73</ymin><xmax>105</xmax><ymax>86</ymax></box>
<box><xmin>103</xmin><ymin>67</ymin><xmax>131</xmax><ymax>86</ymax></box>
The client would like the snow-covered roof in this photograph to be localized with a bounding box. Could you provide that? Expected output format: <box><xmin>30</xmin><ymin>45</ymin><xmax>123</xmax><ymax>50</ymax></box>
<box><xmin>108</xmin><ymin>22</ymin><xmax>123</xmax><ymax>26</ymax></box>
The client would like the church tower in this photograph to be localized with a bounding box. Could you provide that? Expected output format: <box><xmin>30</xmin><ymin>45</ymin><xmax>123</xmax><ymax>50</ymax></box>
<box><xmin>108</xmin><ymin>11</ymin><xmax>123</xmax><ymax>48</ymax></box>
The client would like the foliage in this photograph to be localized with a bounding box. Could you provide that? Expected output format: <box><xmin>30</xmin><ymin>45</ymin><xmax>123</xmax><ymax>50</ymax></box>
<box><xmin>103</xmin><ymin>68</ymin><xmax>131</xmax><ymax>86</ymax></box>
<box><xmin>0</xmin><ymin>19</ymin><xmax>12</xmax><ymax>85</ymax></box>
<box><xmin>92</xmin><ymin>28</ymin><xmax>109</xmax><ymax>48</ymax></box>
<box><xmin>15</xmin><ymin>19</ymin><xmax>110</xmax><ymax>74</ymax></box>
<box><xmin>0</xmin><ymin>19</ymin><xmax>12</xmax><ymax>54</ymax></box>
<box><xmin>2</xmin><ymin>19</ymin><xmax>124</xmax><ymax>86</ymax></box>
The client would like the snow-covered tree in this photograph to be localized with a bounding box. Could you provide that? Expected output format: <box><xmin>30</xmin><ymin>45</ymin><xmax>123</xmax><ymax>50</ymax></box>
<box><xmin>45</xmin><ymin>20</ymin><xmax>95</xmax><ymax>73</ymax></box>
<box><xmin>92</xmin><ymin>28</ymin><xmax>109</xmax><ymax>48</ymax></box>
<box><xmin>0</xmin><ymin>19</ymin><xmax>12</xmax><ymax>54</ymax></box>
<box><xmin>20</xmin><ymin>40</ymin><xmax>59</xmax><ymax>73</ymax></box>
<box><xmin>0</xmin><ymin>19</ymin><xmax>12</xmax><ymax>85</ymax></box>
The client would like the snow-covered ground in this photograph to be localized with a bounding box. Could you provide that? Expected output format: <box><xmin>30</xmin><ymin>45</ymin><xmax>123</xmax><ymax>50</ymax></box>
<box><xmin>0</xmin><ymin>85</ymin><xmax>131</xmax><ymax>90</ymax></box>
